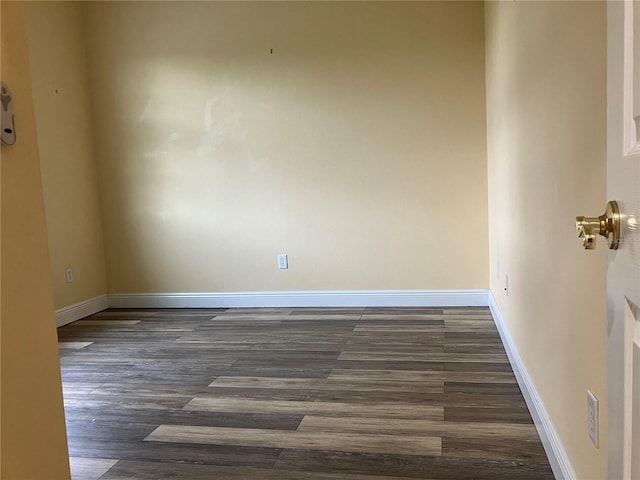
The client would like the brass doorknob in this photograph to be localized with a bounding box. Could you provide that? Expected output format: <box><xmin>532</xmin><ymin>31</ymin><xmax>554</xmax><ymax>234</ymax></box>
<box><xmin>576</xmin><ymin>201</ymin><xmax>620</xmax><ymax>250</ymax></box>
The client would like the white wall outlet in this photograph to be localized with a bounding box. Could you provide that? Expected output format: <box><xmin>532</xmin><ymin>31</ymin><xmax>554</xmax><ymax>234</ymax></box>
<box><xmin>504</xmin><ymin>274</ymin><xmax>509</xmax><ymax>296</ymax></box>
<box><xmin>587</xmin><ymin>389</ymin><xmax>599</xmax><ymax>448</ymax></box>
<box><xmin>277</xmin><ymin>254</ymin><xmax>288</xmax><ymax>270</ymax></box>
<box><xmin>65</xmin><ymin>267</ymin><xmax>74</xmax><ymax>284</ymax></box>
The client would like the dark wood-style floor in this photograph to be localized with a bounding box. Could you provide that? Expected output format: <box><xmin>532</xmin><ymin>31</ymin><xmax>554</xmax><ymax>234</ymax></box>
<box><xmin>57</xmin><ymin>307</ymin><xmax>554</xmax><ymax>480</ymax></box>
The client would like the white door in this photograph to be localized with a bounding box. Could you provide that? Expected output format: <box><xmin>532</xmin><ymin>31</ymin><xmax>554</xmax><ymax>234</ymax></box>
<box><xmin>607</xmin><ymin>1</ymin><xmax>640</xmax><ymax>479</ymax></box>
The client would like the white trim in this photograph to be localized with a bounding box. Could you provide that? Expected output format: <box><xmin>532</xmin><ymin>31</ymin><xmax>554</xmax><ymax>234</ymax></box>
<box><xmin>108</xmin><ymin>289</ymin><xmax>489</xmax><ymax>309</ymax></box>
<box><xmin>489</xmin><ymin>292</ymin><xmax>575</xmax><ymax>480</ymax></box>
<box><xmin>55</xmin><ymin>294</ymin><xmax>109</xmax><ymax>327</ymax></box>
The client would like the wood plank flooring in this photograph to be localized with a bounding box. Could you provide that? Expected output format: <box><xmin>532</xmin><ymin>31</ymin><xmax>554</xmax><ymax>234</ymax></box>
<box><xmin>57</xmin><ymin>307</ymin><xmax>554</xmax><ymax>480</ymax></box>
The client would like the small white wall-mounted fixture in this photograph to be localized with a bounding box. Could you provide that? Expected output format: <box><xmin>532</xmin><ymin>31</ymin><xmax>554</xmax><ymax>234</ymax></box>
<box><xmin>278</xmin><ymin>254</ymin><xmax>288</xmax><ymax>270</ymax></box>
<box><xmin>1</xmin><ymin>81</ymin><xmax>16</xmax><ymax>145</ymax></box>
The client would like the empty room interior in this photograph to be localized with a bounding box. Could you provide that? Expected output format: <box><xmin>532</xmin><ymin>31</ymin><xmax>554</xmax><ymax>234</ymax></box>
<box><xmin>2</xmin><ymin>1</ymin><xmax>614</xmax><ymax>479</ymax></box>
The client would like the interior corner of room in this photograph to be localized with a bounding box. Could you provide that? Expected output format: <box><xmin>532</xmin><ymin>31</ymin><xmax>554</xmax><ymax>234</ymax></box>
<box><xmin>2</xmin><ymin>1</ymin><xmax>612</xmax><ymax>479</ymax></box>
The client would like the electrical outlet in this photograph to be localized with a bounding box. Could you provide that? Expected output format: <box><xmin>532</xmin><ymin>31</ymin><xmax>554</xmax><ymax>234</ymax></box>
<box><xmin>277</xmin><ymin>254</ymin><xmax>288</xmax><ymax>270</ymax></box>
<box><xmin>504</xmin><ymin>274</ymin><xmax>509</xmax><ymax>296</ymax></box>
<box><xmin>65</xmin><ymin>267</ymin><xmax>74</xmax><ymax>284</ymax></box>
<box><xmin>587</xmin><ymin>390</ymin><xmax>599</xmax><ymax>448</ymax></box>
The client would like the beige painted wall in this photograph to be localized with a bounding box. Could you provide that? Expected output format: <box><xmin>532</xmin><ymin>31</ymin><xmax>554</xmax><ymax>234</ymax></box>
<box><xmin>0</xmin><ymin>2</ymin><xmax>70</xmax><ymax>478</ymax></box>
<box><xmin>84</xmin><ymin>1</ymin><xmax>489</xmax><ymax>294</ymax></box>
<box><xmin>484</xmin><ymin>2</ymin><xmax>608</xmax><ymax>478</ymax></box>
<box><xmin>25</xmin><ymin>2</ymin><xmax>107</xmax><ymax>310</ymax></box>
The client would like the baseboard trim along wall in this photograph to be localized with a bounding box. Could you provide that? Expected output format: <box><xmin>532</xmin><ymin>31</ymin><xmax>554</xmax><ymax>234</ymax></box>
<box><xmin>107</xmin><ymin>289</ymin><xmax>490</xmax><ymax>309</ymax></box>
<box><xmin>488</xmin><ymin>292</ymin><xmax>576</xmax><ymax>480</ymax></box>
<box><xmin>55</xmin><ymin>294</ymin><xmax>110</xmax><ymax>327</ymax></box>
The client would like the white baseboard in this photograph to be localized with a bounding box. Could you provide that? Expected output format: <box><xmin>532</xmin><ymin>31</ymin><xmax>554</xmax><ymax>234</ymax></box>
<box><xmin>108</xmin><ymin>289</ymin><xmax>489</xmax><ymax>309</ymax></box>
<box><xmin>55</xmin><ymin>294</ymin><xmax>110</xmax><ymax>327</ymax></box>
<box><xmin>488</xmin><ymin>292</ymin><xmax>575</xmax><ymax>480</ymax></box>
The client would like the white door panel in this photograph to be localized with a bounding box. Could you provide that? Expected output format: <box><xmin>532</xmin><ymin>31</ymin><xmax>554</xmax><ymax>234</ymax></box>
<box><xmin>607</xmin><ymin>2</ymin><xmax>640</xmax><ymax>478</ymax></box>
